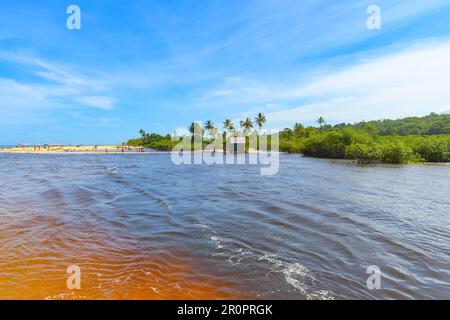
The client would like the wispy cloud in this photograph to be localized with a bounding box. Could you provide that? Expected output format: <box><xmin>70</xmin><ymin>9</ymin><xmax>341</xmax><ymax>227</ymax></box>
<box><xmin>196</xmin><ymin>40</ymin><xmax>450</xmax><ymax>127</ymax></box>
<box><xmin>1</xmin><ymin>0</ymin><xmax>450</xmax><ymax>144</ymax></box>
<box><xmin>77</xmin><ymin>96</ymin><xmax>115</xmax><ymax>110</ymax></box>
<box><xmin>0</xmin><ymin>52</ymin><xmax>115</xmax><ymax>116</ymax></box>
<box><xmin>266</xmin><ymin>40</ymin><xmax>450</xmax><ymax>126</ymax></box>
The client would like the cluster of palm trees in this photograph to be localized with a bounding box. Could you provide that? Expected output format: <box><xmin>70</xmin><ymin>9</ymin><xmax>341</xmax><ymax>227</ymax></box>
<box><xmin>189</xmin><ymin>113</ymin><xmax>267</xmax><ymax>139</ymax></box>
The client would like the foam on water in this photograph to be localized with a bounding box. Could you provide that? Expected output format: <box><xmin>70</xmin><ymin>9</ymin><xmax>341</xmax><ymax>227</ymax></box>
<box><xmin>259</xmin><ymin>254</ymin><xmax>334</xmax><ymax>300</ymax></box>
<box><xmin>198</xmin><ymin>220</ymin><xmax>334</xmax><ymax>300</ymax></box>
<box><xmin>1</xmin><ymin>153</ymin><xmax>449</xmax><ymax>299</ymax></box>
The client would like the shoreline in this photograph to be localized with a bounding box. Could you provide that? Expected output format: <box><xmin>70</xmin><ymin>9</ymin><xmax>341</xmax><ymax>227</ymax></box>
<box><xmin>0</xmin><ymin>146</ymin><xmax>281</xmax><ymax>155</ymax></box>
<box><xmin>1</xmin><ymin>148</ymin><xmax>448</xmax><ymax>166</ymax></box>
<box><xmin>0</xmin><ymin>145</ymin><xmax>144</xmax><ymax>154</ymax></box>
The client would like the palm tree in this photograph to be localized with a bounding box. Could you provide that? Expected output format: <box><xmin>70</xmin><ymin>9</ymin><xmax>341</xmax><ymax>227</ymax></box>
<box><xmin>317</xmin><ymin>116</ymin><xmax>326</xmax><ymax>130</ymax></box>
<box><xmin>205</xmin><ymin>120</ymin><xmax>214</xmax><ymax>131</ymax></box>
<box><xmin>254</xmin><ymin>113</ymin><xmax>266</xmax><ymax>151</ymax></box>
<box><xmin>188</xmin><ymin>122</ymin><xmax>203</xmax><ymax>136</ymax></box>
<box><xmin>139</xmin><ymin>129</ymin><xmax>146</xmax><ymax>138</ymax></box>
<box><xmin>229</xmin><ymin>124</ymin><xmax>236</xmax><ymax>134</ymax></box>
<box><xmin>242</xmin><ymin>117</ymin><xmax>253</xmax><ymax>133</ymax></box>
<box><xmin>223</xmin><ymin>119</ymin><xmax>235</xmax><ymax>136</ymax></box>
<box><xmin>254</xmin><ymin>113</ymin><xmax>266</xmax><ymax>131</ymax></box>
<box><xmin>188</xmin><ymin>122</ymin><xmax>203</xmax><ymax>151</ymax></box>
<box><xmin>223</xmin><ymin>119</ymin><xmax>234</xmax><ymax>154</ymax></box>
<box><xmin>204</xmin><ymin>120</ymin><xmax>215</xmax><ymax>139</ymax></box>
<box><xmin>223</xmin><ymin>119</ymin><xmax>233</xmax><ymax>132</ymax></box>
<box><xmin>240</xmin><ymin>118</ymin><xmax>254</xmax><ymax>153</ymax></box>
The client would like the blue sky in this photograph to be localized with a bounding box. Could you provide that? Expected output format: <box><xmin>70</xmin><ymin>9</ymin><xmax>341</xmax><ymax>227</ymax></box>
<box><xmin>1</xmin><ymin>0</ymin><xmax>450</xmax><ymax>144</ymax></box>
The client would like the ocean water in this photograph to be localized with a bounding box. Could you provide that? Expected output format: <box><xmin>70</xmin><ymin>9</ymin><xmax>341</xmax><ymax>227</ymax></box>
<box><xmin>0</xmin><ymin>153</ymin><xmax>449</xmax><ymax>299</ymax></box>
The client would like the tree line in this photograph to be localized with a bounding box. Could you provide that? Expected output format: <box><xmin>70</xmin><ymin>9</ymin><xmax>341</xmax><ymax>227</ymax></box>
<box><xmin>127</xmin><ymin>113</ymin><xmax>267</xmax><ymax>151</ymax></box>
<box><xmin>280</xmin><ymin>114</ymin><xmax>450</xmax><ymax>163</ymax></box>
<box><xmin>127</xmin><ymin>113</ymin><xmax>450</xmax><ymax>163</ymax></box>
<box><xmin>331</xmin><ymin>113</ymin><xmax>450</xmax><ymax>136</ymax></box>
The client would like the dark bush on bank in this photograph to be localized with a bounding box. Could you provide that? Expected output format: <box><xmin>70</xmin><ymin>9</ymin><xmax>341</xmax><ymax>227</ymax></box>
<box><xmin>415</xmin><ymin>139</ymin><xmax>450</xmax><ymax>162</ymax></box>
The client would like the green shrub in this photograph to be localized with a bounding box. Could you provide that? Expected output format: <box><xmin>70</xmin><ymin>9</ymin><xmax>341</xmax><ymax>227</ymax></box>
<box><xmin>302</xmin><ymin>131</ymin><xmax>348</xmax><ymax>158</ymax></box>
<box><xmin>148</xmin><ymin>139</ymin><xmax>179</xmax><ymax>151</ymax></box>
<box><xmin>341</xmin><ymin>128</ymin><xmax>371</xmax><ymax>145</ymax></box>
<box><xmin>415</xmin><ymin>139</ymin><xmax>450</xmax><ymax>162</ymax></box>
<box><xmin>381</xmin><ymin>142</ymin><xmax>413</xmax><ymax>164</ymax></box>
<box><xmin>280</xmin><ymin>140</ymin><xmax>302</xmax><ymax>154</ymax></box>
<box><xmin>345</xmin><ymin>143</ymin><xmax>383</xmax><ymax>161</ymax></box>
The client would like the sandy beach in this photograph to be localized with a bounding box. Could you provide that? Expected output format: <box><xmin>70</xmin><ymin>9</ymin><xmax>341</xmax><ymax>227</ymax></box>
<box><xmin>0</xmin><ymin>145</ymin><xmax>144</xmax><ymax>154</ymax></box>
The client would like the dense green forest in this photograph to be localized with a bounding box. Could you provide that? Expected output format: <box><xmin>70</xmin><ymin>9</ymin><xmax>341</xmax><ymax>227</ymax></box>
<box><xmin>127</xmin><ymin>113</ymin><xmax>450</xmax><ymax>164</ymax></box>
<box><xmin>331</xmin><ymin>113</ymin><xmax>450</xmax><ymax>136</ymax></box>
<box><xmin>279</xmin><ymin>127</ymin><xmax>450</xmax><ymax>163</ymax></box>
<box><xmin>280</xmin><ymin>113</ymin><xmax>450</xmax><ymax>163</ymax></box>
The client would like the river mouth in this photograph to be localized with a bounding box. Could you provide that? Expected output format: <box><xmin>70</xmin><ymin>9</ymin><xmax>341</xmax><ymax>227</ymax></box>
<box><xmin>0</xmin><ymin>153</ymin><xmax>449</xmax><ymax>300</ymax></box>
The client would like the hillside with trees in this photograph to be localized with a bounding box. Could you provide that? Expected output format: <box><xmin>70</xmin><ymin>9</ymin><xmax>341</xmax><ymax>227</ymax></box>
<box><xmin>331</xmin><ymin>113</ymin><xmax>450</xmax><ymax>136</ymax></box>
<box><xmin>280</xmin><ymin>113</ymin><xmax>450</xmax><ymax>163</ymax></box>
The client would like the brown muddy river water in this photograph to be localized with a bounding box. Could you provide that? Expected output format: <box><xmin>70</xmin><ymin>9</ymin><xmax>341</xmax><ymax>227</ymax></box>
<box><xmin>0</xmin><ymin>153</ymin><xmax>448</xmax><ymax>299</ymax></box>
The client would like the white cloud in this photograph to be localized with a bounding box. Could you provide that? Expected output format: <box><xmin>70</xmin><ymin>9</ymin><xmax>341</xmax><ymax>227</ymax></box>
<box><xmin>198</xmin><ymin>41</ymin><xmax>450</xmax><ymax>127</ymax></box>
<box><xmin>209</xmin><ymin>89</ymin><xmax>234</xmax><ymax>97</ymax></box>
<box><xmin>197</xmin><ymin>77</ymin><xmax>289</xmax><ymax>107</ymax></box>
<box><xmin>0</xmin><ymin>79</ymin><xmax>46</xmax><ymax>108</ymax></box>
<box><xmin>266</xmin><ymin>41</ymin><xmax>450</xmax><ymax>125</ymax></box>
<box><xmin>0</xmin><ymin>52</ymin><xmax>115</xmax><ymax>119</ymax></box>
<box><xmin>77</xmin><ymin>96</ymin><xmax>115</xmax><ymax>110</ymax></box>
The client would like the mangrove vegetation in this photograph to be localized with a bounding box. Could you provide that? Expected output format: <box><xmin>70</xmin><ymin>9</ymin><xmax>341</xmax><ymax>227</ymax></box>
<box><xmin>127</xmin><ymin>113</ymin><xmax>450</xmax><ymax>164</ymax></box>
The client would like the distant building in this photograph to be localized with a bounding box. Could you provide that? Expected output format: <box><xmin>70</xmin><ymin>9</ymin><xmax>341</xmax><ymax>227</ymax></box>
<box><xmin>227</xmin><ymin>137</ymin><xmax>245</xmax><ymax>154</ymax></box>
